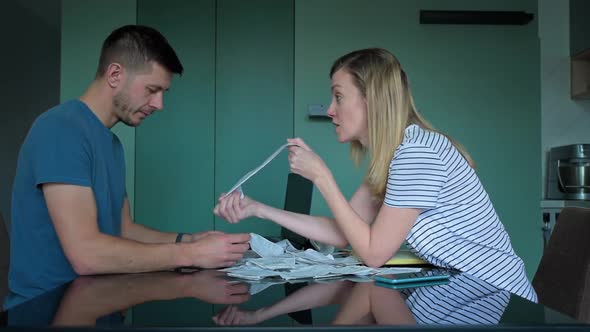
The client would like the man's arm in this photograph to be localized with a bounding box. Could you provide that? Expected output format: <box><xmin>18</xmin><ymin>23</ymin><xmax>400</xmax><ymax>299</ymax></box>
<box><xmin>121</xmin><ymin>198</ymin><xmax>219</xmax><ymax>244</ymax></box>
<box><xmin>52</xmin><ymin>271</ymin><xmax>250</xmax><ymax>326</ymax></box>
<box><xmin>120</xmin><ymin>198</ymin><xmax>178</xmax><ymax>244</ymax></box>
<box><xmin>43</xmin><ymin>183</ymin><xmax>250</xmax><ymax>275</ymax></box>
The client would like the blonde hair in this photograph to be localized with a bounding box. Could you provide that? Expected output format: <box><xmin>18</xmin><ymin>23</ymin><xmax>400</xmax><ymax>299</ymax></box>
<box><xmin>329</xmin><ymin>48</ymin><xmax>474</xmax><ymax>199</ymax></box>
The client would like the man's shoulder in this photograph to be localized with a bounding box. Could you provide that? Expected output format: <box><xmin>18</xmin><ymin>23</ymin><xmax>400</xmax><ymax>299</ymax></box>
<box><xmin>32</xmin><ymin>100</ymin><xmax>88</xmax><ymax>132</ymax></box>
<box><xmin>37</xmin><ymin>99</ymin><xmax>85</xmax><ymax>120</ymax></box>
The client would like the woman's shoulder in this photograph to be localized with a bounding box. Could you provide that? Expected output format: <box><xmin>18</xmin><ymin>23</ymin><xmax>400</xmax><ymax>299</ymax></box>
<box><xmin>399</xmin><ymin>124</ymin><xmax>451</xmax><ymax>153</ymax></box>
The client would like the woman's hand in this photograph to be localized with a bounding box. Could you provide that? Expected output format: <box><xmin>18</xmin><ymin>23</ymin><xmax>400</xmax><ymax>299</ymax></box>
<box><xmin>287</xmin><ymin>138</ymin><xmax>330</xmax><ymax>183</ymax></box>
<box><xmin>213</xmin><ymin>191</ymin><xmax>260</xmax><ymax>223</ymax></box>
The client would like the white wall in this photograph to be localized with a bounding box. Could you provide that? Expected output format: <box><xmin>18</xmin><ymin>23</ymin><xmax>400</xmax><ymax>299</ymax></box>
<box><xmin>539</xmin><ymin>0</ymin><xmax>590</xmax><ymax>197</ymax></box>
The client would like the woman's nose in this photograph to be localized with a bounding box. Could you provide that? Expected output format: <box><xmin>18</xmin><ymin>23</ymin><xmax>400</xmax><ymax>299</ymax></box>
<box><xmin>326</xmin><ymin>103</ymin><xmax>336</xmax><ymax>118</ymax></box>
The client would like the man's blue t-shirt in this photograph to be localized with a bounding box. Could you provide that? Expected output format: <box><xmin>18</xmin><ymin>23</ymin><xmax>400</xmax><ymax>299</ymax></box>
<box><xmin>5</xmin><ymin>99</ymin><xmax>126</xmax><ymax>309</ymax></box>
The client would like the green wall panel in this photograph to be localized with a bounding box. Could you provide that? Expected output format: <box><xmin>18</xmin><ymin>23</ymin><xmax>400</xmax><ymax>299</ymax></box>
<box><xmin>61</xmin><ymin>0</ymin><xmax>137</xmax><ymax>214</ymax></box>
<box><xmin>294</xmin><ymin>0</ymin><xmax>541</xmax><ymax>278</ymax></box>
<box><xmin>135</xmin><ymin>0</ymin><xmax>216</xmax><ymax>233</ymax></box>
<box><xmin>214</xmin><ymin>0</ymin><xmax>294</xmax><ymax>236</ymax></box>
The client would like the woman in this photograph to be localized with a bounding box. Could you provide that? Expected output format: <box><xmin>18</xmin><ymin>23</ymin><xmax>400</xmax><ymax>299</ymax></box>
<box><xmin>214</xmin><ymin>48</ymin><xmax>536</xmax><ymax>302</ymax></box>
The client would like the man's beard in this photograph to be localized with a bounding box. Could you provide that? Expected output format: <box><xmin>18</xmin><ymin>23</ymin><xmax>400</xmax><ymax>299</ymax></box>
<box><xmin>113</xmin><ymin>91</ymin><xmax>139</xmax><ymax>127</ymax></box>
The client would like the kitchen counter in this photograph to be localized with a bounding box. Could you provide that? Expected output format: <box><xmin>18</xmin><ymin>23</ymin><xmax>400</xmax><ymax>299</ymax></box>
<box><xmin>540</xmin><ymin>200</ymin><xmax>590</xmax><ymax>209</ymax></box>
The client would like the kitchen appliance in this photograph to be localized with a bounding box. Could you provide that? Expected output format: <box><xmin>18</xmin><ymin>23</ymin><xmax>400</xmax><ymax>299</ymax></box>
<box><xmin>546</xmin><ymin>144</ymin><xmax>590</xmax><ymax>200</ymax></box>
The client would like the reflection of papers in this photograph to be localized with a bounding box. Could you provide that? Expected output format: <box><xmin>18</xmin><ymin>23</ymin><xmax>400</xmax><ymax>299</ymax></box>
<box><xmin>219</xmin><ymin>233</ymin><xmax>421</xmax><ymax>282</ymax></box>
<box><xmin>224</xmin><ymin>143</ymin><xmax>292</xmax><ymax>198</ymax></box>
<box><xmin>246</xmin><ymin>279</ymin><xmax>287</xmax><ymax>295</ymax></box>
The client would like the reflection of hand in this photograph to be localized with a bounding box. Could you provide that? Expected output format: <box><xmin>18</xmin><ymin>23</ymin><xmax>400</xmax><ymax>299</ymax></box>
<box><xmin>287</xmin><ymin>138</ymin><xmax>329</xmax><ymax>183</ymax></box>
<box><xmin>188</xmin><ymin>232</ymin><xmax>250</xmax><ymax>268</ymax></box>
<box><xmin>213</xmin><ymin>192</ymin><xmax>260</xmax><ymax>224</ymax></box>
<box><xmin>212</xmin><ymin>305</ymin><xmax>261</xmax><ymax>326</ymax></box>
<box><xmin>182</xmin><ymin>271</ymin><xmax>251</xmax><ymax>305</ymax></box>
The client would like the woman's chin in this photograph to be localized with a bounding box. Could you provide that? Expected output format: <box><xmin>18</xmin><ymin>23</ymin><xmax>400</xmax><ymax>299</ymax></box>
<box><xmin>335</xmin><ymin>130</ymin><xmax>351</xmax><ymax>143</ymax></box>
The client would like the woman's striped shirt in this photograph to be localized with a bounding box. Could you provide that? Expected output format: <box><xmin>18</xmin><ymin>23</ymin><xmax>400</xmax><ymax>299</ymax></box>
<box><xmin>384</xmin><ymin>124</ymin><xmax>537</xmax><ymax>302</ymax></box>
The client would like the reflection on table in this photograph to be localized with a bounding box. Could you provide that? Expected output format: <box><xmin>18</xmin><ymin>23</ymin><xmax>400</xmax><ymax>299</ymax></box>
<box><xmin>212</xmin><ymin>269</ymin><xmax>510</xmax><ymax>326</ymax></box>
<box><xmin>4</xmin><ymin>268</ymin><xmax>581</xmax><ymax>329</ymax></box>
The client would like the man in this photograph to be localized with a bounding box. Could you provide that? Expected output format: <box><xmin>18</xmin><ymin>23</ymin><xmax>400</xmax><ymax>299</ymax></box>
<box><xmin>5</xmin><ymin>25</ymin><xmax>250</xmax><ymax>309</ymax></box>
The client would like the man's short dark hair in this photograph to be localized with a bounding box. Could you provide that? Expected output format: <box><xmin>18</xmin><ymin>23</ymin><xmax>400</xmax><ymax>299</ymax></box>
<box><xmin>96</xmin><ymin>25</ymin><xmax>183</xmax><ymax>78</ymax></box>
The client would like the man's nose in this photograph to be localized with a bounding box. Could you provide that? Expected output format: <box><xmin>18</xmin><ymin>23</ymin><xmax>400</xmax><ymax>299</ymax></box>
<box><xmin>150</xmin><ymin>92</ymin><xmax>164</xmax><ymax>110</ymax></box>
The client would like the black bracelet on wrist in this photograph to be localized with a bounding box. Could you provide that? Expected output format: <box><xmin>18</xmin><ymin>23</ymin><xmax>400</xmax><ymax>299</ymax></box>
<box><xmin>175</xmin><ymin>233</ymin><xmax>186</xmax><ymax>243</ymax></box>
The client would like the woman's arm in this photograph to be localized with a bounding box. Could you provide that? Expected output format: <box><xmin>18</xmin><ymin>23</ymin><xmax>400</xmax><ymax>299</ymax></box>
<box><xmin>215</xmin><ymin>182</ymin><xmax>379</xmax><ymax>248</ymax></box>
<box><xmin>315</xmin><ymin>173</ymin><xmax>418</xmax><ymax>267</ymax></box>
<box><xmin>287</xmin><ymin>139</ymin><xmax>419</xmax><ymax>267</ymax></box>
<box><xmin>214</xmin><ymin>281</ymin><xmax>353</xmax><ymax>326</ymax></box>
<box><xmin>256</xmin><ymin>205</ymin><xmax>347</xmax><ymax>247</ymax></box>
<box><xmin>369</xmin><ymin>282</ymin><xmax>416</xmax><ymax>325</ymax></box>
<box><xmin>258</xmin><ymin>182</ymin><xmax>379</xmax><ymax>248</ymax></box>
<box><xmin>331</xmin><ymin>282</ymin><xmax>375</xmax><ymax>325</ymax></box>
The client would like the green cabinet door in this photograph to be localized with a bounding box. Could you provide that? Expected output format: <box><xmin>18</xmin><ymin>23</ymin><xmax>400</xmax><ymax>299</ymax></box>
<box><xmin>135</xmin><ymin>0</ymin><xmax>216</xmax><ymax>233</ymax></box>
<box><xmin>214</xmin><ymin>0</ymin><xmax>294</xmax><ymax>236</ymax></box>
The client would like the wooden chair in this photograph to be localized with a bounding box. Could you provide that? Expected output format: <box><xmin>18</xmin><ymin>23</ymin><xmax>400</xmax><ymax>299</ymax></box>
<box><xmin>532</xmin><ymin>207</ymin><xmax>590</xmax><ymax>323</ymax></box>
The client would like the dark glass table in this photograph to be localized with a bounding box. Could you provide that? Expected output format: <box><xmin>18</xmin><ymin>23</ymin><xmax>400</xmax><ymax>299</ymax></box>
<box><xmin>1</xmin><ymin>269</ymin><xmax>587</xmax><ymax>331</ymax></box>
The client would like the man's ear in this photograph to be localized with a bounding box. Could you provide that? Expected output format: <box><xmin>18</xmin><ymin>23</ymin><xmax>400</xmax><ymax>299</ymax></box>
<box><xmin>105</xmin><ymin>63</ymin><xmax>125</xmax><ymax>88</ymax></box>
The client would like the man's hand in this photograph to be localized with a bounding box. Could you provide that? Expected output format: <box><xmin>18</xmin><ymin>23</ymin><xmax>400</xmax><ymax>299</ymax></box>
<box><xmin>187</xmin><ymin>232</ymin><xmax>250</xmax><ymax>268</ymax></box>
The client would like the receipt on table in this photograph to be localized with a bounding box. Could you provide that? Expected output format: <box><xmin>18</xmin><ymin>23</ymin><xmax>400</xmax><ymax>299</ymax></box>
<box><xmin>223</xmin><ymin>143</ymin><xmax>295</xmax><ymax>198</ymax></box>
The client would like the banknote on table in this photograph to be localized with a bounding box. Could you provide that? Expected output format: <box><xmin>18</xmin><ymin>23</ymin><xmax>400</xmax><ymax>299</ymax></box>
<box><xmin>219</xmin><ymin>233</ymin><xmax>422</xmax><ymax>283</ymax></box>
